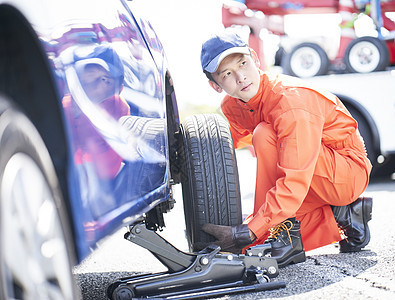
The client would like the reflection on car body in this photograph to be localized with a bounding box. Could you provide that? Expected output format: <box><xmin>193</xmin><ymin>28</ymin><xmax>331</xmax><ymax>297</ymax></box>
<box><xmin>0</xmin><ymin>0</ymin><xmax>178</xmax><ymax>298</ymax></box>
<box><xmin>52</xmin><ymin>2</ymin><xmax>169</xmax><ymax>250</ymax></box>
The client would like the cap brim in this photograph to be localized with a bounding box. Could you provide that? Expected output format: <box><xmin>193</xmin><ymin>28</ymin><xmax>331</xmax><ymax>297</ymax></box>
<box><xmin>205</xmin><ymin>46</ymin><xmax>250</xmax><ymax>73</ymax></box>
<box><xmin>74</xmin><ymin>58</ymin><xmax>123</xmax><ymax>78</ymax></box>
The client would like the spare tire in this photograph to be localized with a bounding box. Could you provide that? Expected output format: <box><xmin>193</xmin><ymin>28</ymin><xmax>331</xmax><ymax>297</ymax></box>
<box><xmin>180</xmin><ymin>114</ymin><xmax>242</xmax><ymax>251</ymax></box>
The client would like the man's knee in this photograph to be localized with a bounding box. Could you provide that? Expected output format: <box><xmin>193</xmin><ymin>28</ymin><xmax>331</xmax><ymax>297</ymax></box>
<box><xmin>252</xmin><ymin>122</ymin><xmax>276</xmax><ymax>151</ymax></box>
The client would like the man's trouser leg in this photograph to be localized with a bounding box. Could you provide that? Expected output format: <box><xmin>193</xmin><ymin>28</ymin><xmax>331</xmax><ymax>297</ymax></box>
<box><xmin>249</xmin><ymin>121</ymin><xmax>369</xmax><ymax>251</ymax></box>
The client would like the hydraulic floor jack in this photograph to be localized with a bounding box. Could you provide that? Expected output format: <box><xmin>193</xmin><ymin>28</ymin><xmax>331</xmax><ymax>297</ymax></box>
<box><xmin>107</xmin><ymin>221</ymin><xmax>286</xmax><ymax>299</ymax></box>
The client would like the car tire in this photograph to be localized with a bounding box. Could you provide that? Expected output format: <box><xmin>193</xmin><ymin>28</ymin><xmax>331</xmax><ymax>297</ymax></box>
<box><xmin>282</xmin><ymin>42</ymin><xmax>330</xmax><ymax>78</ymax></box>
<box><xmin>180</xmin><ymin>114</ymin><xmax>242</xmax><ymax>251</ymax></box>
<box><xmin>0</xmin><ymin>97</ymin><xmax>79</xmax><ymax>299</ymax></box>
<box><xmin>344</xmin><ymin>36</ymin><xmax>389</xmax><ymax>73</ymax></box>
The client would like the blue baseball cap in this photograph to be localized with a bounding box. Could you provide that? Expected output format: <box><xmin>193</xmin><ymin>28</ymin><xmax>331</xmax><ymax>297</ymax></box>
<box><xmin>74</xmin><ymin>44</ymin><xmax>124</xmax><ymax>82</ymax></box>
<box><xmin>201</xmin><ymin>31</ymin><xmax>250</xmax><ymax>73</ymax></box>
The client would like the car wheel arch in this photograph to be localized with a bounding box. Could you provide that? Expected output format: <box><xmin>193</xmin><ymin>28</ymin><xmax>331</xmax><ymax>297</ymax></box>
<box><xmin>164</xmin><ymin>71</ymin><xmax>182</xmax><ymax>184</ymax></box>
<box><xmin>336</xmin><ymin>93</ymin><xmax>381</xmax><ymax>168</ymax></box>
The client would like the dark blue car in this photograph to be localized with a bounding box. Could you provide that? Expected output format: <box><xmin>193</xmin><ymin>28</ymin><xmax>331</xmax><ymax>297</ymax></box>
<box><xmin>0</xmin><ymin>0</ymin><xmax>251</xmax><ymax>298</ymax></box>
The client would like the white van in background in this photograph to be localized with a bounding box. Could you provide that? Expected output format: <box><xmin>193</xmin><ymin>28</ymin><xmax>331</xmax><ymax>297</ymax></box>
<box><xmin>307</xmin><ymin>70</ymin><xmax>395</xmax><ymax>176</ymax></box>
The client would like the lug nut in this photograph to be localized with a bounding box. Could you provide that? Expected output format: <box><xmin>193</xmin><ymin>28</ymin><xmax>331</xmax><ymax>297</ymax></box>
<box><xmin>200</xmin><ymin>257</ymin><xmax>209</xmax><ymax>265</ymax></box>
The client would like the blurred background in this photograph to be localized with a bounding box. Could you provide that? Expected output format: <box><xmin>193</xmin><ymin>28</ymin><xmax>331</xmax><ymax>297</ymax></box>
<box><xmin>129</xmin><ymin>0</ymin><xmax>395</xmax><ymax>179</ymax></box>
<box><xmin>130</xmin><ymin>0</ymin><xmax>225</xmax><ymax>116</ymax></box>
<box><xmin>130</xmin><ymin>0</ymin><xmax>395</xmax><ymax>114</ymax></box>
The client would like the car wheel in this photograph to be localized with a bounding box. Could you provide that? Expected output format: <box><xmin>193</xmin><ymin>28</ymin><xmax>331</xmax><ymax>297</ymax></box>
<box><xmin>344</xmin><ymin>36</ymin><xmax>389</xmax><ymax>73</ymax></box>
<box><xmin>180</xmin><ymin>114</ymin><xmax>242</xmax><ymax>251</ymax></box>
<box><xmin>0</xmin><ymin>97</ymin><xmax>78</xmax><ymax>299</ymax></box>
<box><xmin>282</xmin><ymin>42</ymin><xmax>330</xmax><ymax>78</ymax></box>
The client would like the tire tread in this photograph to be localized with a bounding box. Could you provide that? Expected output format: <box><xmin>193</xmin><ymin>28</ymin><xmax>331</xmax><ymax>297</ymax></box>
<box><xmin>181</xmin><ymin>114</ymin><xmax>242</xmax><ymax>249</ymax></box>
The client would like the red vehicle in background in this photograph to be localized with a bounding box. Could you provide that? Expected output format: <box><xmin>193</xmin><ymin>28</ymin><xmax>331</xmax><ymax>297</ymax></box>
<box><xmin>223</xmin><ymin>0</ymin><xmax>395</xmax><ymax>176</ymax></box>
<box><xmin>223</xmin><ymin>0</ymin><xmax>395</xmax><ymax>77</ymax></box>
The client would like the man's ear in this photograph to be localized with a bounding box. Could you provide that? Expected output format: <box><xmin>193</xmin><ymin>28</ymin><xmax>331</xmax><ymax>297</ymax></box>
<box><xmin>209</xmin><ymin>80</ymin><xmax>223</xmax><ymax>93</ymax></box>
<box><xmin>249</xmin><ymin>48</ymin><xmax>261</xmax><ymax>68</ymax></box>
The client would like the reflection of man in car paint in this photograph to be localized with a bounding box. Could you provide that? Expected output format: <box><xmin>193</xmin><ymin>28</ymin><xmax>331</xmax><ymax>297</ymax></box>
<box><xmin>63</xmin><ymin>45</ymin><xmax>130</xmax><ymax>181</ymax></box>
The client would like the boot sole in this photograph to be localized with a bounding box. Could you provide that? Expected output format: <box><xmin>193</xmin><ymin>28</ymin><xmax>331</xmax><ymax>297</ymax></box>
<box><xmin>340</xmin><ymin>197</ymin><xmax>372</xmax><ymax>253</ymax></box>
<box><xmin>277</xmin><ymin>250</ymin><xmax>306</xmax><ymax>268</ymax></box>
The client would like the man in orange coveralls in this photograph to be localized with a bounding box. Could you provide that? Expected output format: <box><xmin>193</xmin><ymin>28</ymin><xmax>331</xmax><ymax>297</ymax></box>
<box><xmin>200</xmin><ymin>30</ymin><xmax>373</xmax><ymax>268</ymax></box>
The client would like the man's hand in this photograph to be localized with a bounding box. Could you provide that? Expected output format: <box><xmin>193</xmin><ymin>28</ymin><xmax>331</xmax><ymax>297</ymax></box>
<box><xmin>197</xmin><ymin>223</ymin><xmax>255</xmax><ymax>254</ymax></box>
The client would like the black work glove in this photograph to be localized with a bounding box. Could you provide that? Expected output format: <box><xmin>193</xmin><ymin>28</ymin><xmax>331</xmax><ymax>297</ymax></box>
<box><xmin>196</xmin><ymin>223</ymin><xmax>254</xmax><ymax>254</ymax></box>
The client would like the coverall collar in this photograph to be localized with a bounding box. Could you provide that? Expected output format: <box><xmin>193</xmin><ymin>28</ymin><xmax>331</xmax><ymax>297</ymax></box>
<box><xmin>240</xmin><ymin>71</ymin><xmax>265</xmax><ymax>108</ymax></box>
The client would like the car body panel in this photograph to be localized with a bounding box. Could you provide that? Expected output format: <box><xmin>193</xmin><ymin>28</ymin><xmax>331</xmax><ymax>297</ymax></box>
<box><xmin>0</xmin><ymin>0</ymin><xmax>173</xmax><ymax>260</ymax></box>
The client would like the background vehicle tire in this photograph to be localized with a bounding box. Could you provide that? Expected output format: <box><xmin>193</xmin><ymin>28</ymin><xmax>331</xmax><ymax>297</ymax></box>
<box><xmin>0</xmin><ymin>97</ymin><xmax>79</xmax><ymax>299</ymax></box>
<box><xmin>274</xmin><ymin>46</ymin><xmax>285</xmax><ymax>66</ymax></box>
<box><xmin>282</xmin><ymin>42</ymin><xmax>330</xmax><ymax>78</ymax></box>
<box><xmin>180</xmin><ymin>114</ymin><xmax>242</xmax><ymax>251</ymax></box>
<box><xmin>344</xmin><ymin>36</ymin><xmax>390</xmax><ymax>73</ymax></box>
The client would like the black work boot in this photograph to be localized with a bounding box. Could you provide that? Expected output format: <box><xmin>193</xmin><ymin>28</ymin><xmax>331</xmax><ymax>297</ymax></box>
<box><xmin>332</xmin><ymin>197</ymin><xmax>372</xmax><ymax>253</ymax></box>
<box><xmin>266</xmin><ymin>218</ymin><xmax>306</xmax><ymax>268</ymax></box>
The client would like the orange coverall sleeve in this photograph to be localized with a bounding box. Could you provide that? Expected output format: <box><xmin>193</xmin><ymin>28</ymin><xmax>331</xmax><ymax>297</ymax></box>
<box><xmin>248</xmin><ymin>108</ymin><xmax>325</xmax><ymax>238</ymax></box>
<box><xmin>221</xmin><ymin>100</ymin><xmax>253</xmax><ymax>149</ymax></box>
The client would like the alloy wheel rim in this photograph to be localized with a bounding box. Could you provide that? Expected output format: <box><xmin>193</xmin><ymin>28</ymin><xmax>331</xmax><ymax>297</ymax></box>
<box><xmin>0</xmin><ymin>153</ymin><xmax>73</xmax><ymax>299</ymax></box>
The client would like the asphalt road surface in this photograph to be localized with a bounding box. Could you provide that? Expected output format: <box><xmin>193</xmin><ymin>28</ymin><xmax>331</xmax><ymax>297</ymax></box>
<box><xmin>74</xmin><ymin>150</ymin><xmax>395</xmax><ymax>300</ymax></box>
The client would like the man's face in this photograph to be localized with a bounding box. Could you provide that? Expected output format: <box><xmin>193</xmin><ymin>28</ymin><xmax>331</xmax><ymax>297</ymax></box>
<box><xmin>211</xmin><ymin>53</ymin><xmax>260</xmax><ymax>102</ymax></box>
<box><xmin>80</xmin><ymin>64</ymin><xmax>120</xmax><ymax>103</ymax></box>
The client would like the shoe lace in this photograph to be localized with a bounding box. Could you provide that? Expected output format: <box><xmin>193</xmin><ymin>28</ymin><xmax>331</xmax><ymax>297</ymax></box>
<box><xmin>268</xmin><ymin>220</ymin><xmax>294</xmax><ymax>248</ymax></box>
<box><xmin>338</xmin><ymin>225</ymin><xmax>348</xmax><ymax>241</ymax></box>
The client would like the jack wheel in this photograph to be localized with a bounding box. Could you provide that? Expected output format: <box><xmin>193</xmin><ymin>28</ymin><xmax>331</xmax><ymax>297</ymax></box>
<box><xmin>109</xmin><ymin>284</ymin><xmax>135</xmax><ymax>300</ymax></box>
